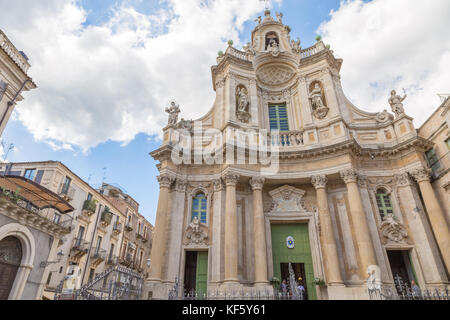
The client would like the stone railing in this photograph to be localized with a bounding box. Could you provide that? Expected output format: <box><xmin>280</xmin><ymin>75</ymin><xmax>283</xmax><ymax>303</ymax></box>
<box><xmin>269</xmin><ymin>131</ymin><xmax>304</xmax><ymax>147</ymax></box>
<box><xmin>0</xmin><ymin>30</ymin><xmax>30</xmax><ymax>73</ymax></box>
<box><xmin>226</xmin><ymin>46</ymin><xmax>254</xmax><ymax>62</ymax></box>
<box><xmin>300</xmin><ymin>42</ymin><xmax>325</xmax><ymax>59</ymax></box>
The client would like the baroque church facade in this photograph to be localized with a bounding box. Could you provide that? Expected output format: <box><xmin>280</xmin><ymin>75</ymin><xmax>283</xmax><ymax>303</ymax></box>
<box><xmin>146</xmin><ymin>10</ymin><xmax>449</xmax><ymax>300</ymax></box>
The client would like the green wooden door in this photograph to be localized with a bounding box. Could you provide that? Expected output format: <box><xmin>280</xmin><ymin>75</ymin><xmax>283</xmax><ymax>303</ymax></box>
<box><xmin>195</xmin><ymin>251</ymin><xmax>208</xmax><ymax>295</ymax></box>
<box><xmin>271</xmin><ymin>224</ymin><xmax>317</xmax><ymax>300</ymax></box>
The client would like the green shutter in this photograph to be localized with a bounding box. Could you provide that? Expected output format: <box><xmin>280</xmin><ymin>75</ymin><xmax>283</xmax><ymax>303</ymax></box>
<box><xmin>268</xmin><ymin>104</ymin><xmax>289</xmax><ymax>132</ymax></box>
<box><xmin>195</xmin><ymin>251</ymin><xmax>208</xmax><ymax>295</ymax></box>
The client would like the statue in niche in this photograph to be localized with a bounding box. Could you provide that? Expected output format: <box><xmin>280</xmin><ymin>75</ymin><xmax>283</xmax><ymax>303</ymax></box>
<box><xmin>165</xmin><ymin>100</ymin><xmax>180</xmax><ymax>126</ymax></box>
<box><xmin>189</xmin><ymin>216</ymin><xmax>200</xmax><ymax>234</ymax></box>
<box><xmin>276</xmin><ymin>12</ymin><xmax>283</xmax><ymax>24</ymax></box>
<box><xmin>268</xmin><ymin>39</ymin><xmax>280</xmax><ymax>57</ymax></box>
<box><xmin>309</xmin><ymin>83</ymin><xmax>329</xmax><ymax>120</ymax></box>
<box><xmin>388</xmin><ymin>89</ymin><xmax>407</xmax><ymax>117</ymax></box>
<box><xmin>236</xmin><ymin>86</ymin><xmax>251</xmax><ymax>123</ymax></box>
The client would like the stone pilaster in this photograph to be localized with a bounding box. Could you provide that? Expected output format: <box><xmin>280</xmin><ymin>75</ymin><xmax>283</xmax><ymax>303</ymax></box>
<box><xmin>340</xmin><ymin>169</ymin><xmax>377</xmax><ymax>280</ymax></box>
<box><xmin>311</xmin><ymin>175</ymin><xmax>343</xmax><ymax>285</ymax></box>
<box><xmin>211</xmin><ymin>178</ymin><xmax>225</xmax><ymax>284</ymax></box>
<box><xmin>223</xmin><ymin>173</ymin><xmax>240</xmax><ymax>283</ymax></box>
<box><xmin>249</xmin><ymin>177</ymin><xmax>269</xmax><ymax>285</ymax></box>
<box><xmin>410</xmin><ymin>167</ymin><xmax>450</xmax><ymax>273</ymax></box>
<box><xmin>147</xmin><ymin>174</ymin><xmax>175</xmax><ymax>282</ymax></box>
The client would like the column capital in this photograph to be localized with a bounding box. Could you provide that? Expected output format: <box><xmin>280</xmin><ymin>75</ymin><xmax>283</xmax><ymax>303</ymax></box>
<box><xmin>311</xmin><ymin>175</ymin><xmax>328</xmax><ymax>189</ymax></box>
<box><xmin>409</xmin><ymin>167</ymin><xmax>431</xmax><ymax>183</ymax></box>
<box><xmin>174</xmin><ymin>179</ymin><xmax>187</xmax><ymax>192</ymax></box>
<box><xmin>212</xmin><ymin>178</ymin><xmax>224</xmax><ymax>192</ymax></box>
<box><xmin>223</xmin><ymin>173</ymin><xmax>240</xmax><ymax>186</ymax></box>
<box><xmin>157</xmin><ymin>174</ymin><xmax>175</xmax><ymax>188</ymax></box>
<box><xmin>249</xmin><ymin>177</ymin><xmax>265</xmax><ymax>191</ymax></box>
<box><xmin>395</xmin><ymin>173</ymin><xmax>413</xmax><ymax>187</ymax></box>
<box><xmin>340</xmin><ymin>169</ymin><xmax>358</xmax><ymax>184</ymax></box>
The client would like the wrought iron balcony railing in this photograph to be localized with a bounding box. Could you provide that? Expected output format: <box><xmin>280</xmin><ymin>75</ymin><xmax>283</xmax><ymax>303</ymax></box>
<box><xmin>91</xmin><ymin>247</ymin><xmax>107</xmax><ymax>261</ymax></box>
<box><xmin>71</xmin><ymin>238</ymin><xmax>90</xmax><ymax>253</ymax></box>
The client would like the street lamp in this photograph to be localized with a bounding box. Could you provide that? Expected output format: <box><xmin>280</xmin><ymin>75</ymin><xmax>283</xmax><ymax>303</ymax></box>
<box><xmin>40</xmin><ymin>250</ymin><xmax>64</xmax><ymax>268</ymax></box>
<box><xmin>146</xmin><ymin>258</ymin><xmax>151</xmax><ymax>268</ymax></box>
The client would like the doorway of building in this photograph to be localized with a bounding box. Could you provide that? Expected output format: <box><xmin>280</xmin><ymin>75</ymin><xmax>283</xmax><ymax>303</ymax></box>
<box><xmin>183</xmin><ymin>251</ymin><xmax>208</xmax><ymax>295</ymax></box>
<box><xmin>0</xmin><ymin>236</ymin><xmax>23</xmax><ymax>300</ymax></box>
<box><xmin>280</xmin><ymin>262</ymin><xmax>308</xmax><ymax>300</ymax></box>
<box><xmin>387</xmin><ymin>250</ymin><xmax>416</xmax><ymax>294</ymax></box>
<box><xmin>271</xmin><ymin>223</ymin><xmax>316</xmax><ymax>300</ymax></box>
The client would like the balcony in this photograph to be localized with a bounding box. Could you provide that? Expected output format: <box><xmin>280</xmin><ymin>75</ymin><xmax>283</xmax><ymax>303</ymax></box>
<box><xmin>112</xmin><ymin>222</ymin><xmax>122</xmax><ymax>236</ymax></box>
<box><xmin>120</xmin><ymin>253</ymin><xmax>134</xmax><ymax>267</ymax></box>
<box><xmin>80</xmin><ymin>199</ymin><xmax>97</xmax><ymax>222</ymax></box>
<box><xmin>70</xmin><ymin>238</ymin><xmax>90</xmax><ymax>261</ymax></box>
<box><xmin>58</xmin><ymin>183</ymin><xmax>75</xmax><ymax>202</ymax></box>
<box><xmin>136</xmin><ymin>232</ymin><xmax>148</xmax><ymax>243</ymax></box>
<box><xmin>125</xmin><ymin>221</ymin><xmax>133</xmax><ymax>232</ymax></box>
<box><xmin>99</xmin><ymin>207</ymin><xmax>113</xmax><ymax>228</ymax></box>
<box><xmin>90</xmin><ymin>247</ymin><xmax>107</xmax><ymax>267</ymax></box>
<box><xmin>106</xmin><ymin>255</ymin><xmax>119</xmax><ymax>266</ymax></box>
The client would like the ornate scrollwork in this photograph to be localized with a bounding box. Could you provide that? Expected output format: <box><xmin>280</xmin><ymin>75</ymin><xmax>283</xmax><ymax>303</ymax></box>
<box><xmin>184</xmin><ymin>216</ymin><xmax>208</xmax><ymax>246</ymax></box>
<box><xmin>311</xmin><ymin>175</ymin><xmax>327</xmax><ymax>189</ymax></box>
<box><xmin>340</xmin><ymin>169</ymin><xmax>359</xmax><ymax>184</ymax></box>
<box><xmin>157</xmin><ymin>175</ymin><xmax>175</xmax><ymax>188</ymax></box>
<box><xmin>268</xmin><ymin>185</ymin><xmax>307</xmax><ymax>213</ymax></box>
<box><xmin>212</xmin><ymin>179</ymin><xmax>224</xmax><ymax>192</ymax></box>
<box><xmin>409</xmin><ymin>167</ymin><xmax>431</xmax><ymax>183</ymax></box>
<box><xmin>380</xmin><ymin>214</ymin><xmax>408</xmax><ymax>244</ymax></box>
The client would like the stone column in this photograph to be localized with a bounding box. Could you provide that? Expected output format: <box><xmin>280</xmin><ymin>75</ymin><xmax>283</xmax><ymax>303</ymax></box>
<box><xmin>223</xmin><ymin>173</ymin><xmax>240</xmax><ymax>283</ymax></box>
<box><xmin>249</xmin><ymin>177</ymin><xmax>269</xmax><ymax>285</ymax></box>
<box><xmin>340</xmin><ymin>169</ymin><xmax>377</xmax><ymax>279</ymax></box>
<box><xmin>148</xmin><ymin>174</ymin><xmax>174</xmax><ymax>282</ymax></box>
<box><xmin>410</xmin><ymin>167</ymin><xmax>450</xmax><ymax>272</ymax></box>
<box><xmin>311</xmin><ymin>175</ymin><xmax>343</xmax><ymax>285</ymax></box>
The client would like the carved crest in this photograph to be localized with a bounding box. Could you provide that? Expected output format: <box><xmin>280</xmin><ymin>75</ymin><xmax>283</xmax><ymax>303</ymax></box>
<box><xmin>268</xmin><ymin>185</ymin><xmax>307</xmax><ymax>213</ymax></box>
<box><xmin>184</xmin><ymin>216</ymin><xmax>209</xmax><ymax>246</ymax></box>
<box><xmin>380</xmin><ymin>214</ymin><xmax>408</xmax><ymax>244</ymax></box>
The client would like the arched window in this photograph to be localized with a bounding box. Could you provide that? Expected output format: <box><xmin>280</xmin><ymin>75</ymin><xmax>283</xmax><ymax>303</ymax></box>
<box><xmin>192</xmin><ymin>193</ymin><xmax>207</xmax><ymax>223</ymax></box>
<box><xmin>376</xmin><ymin>189</ymin><xmax>394</xmax><ymax>219</ymax></box>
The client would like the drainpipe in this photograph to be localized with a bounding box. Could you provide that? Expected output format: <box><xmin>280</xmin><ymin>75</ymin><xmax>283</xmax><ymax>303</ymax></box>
<box><xmin>0</xmin><ymin>78</ymin><xmax>32</xmax><ymax>132</ymax></box>
<box><xmin>80</xmin><ymin>203</ymin><xmax>103</xmax><ymax>286</ymax></box>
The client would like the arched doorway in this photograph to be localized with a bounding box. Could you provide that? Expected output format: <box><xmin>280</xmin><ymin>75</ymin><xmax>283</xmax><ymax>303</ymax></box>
<box><xmin>0</xmin><ymin>236</ymin><xmax>23</xmax><ymax>299</ymax></box>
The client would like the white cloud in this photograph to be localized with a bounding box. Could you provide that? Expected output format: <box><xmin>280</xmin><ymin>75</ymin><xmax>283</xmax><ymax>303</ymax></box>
<box><xmin>318</xmin><ymin>0</ymin><xmax>450</xmax><ymax>126</ymax></box>
<box><xmin>0</xmin><ymin>0</ymin><xmax>266</xmax><ymax>151</ymax></box>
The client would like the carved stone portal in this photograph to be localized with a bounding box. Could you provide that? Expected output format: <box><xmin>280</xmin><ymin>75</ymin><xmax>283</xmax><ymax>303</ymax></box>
<box><xmin>268</xmin><ymin>185</ymin><xmax>308</xmax><ymax>213</ymax></box>
<box><xmin>380</xmin><ymin>214</ymin><xmax>408</xmax><ymax>244</ymax></box>
<box><xmin>184</xmin><ymin>216</ymin><xmax>209</xmax><ymax>246</ymax></box>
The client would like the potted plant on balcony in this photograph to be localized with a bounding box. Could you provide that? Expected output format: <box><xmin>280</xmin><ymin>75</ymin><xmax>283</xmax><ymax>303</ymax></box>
<box><xmin>100</xmin><ymin>206</ymin><xmax>113</xmax><ymax>227</ymax></box>
<box><xmin>82</xmin><ymin>199</ymin><xmax>97</xmax><ymax>216</ymax></box>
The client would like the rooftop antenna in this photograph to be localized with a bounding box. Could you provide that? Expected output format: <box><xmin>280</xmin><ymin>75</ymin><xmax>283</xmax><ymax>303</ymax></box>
<box><xmin>260</xmin><ymin>0</ymin><xmax>270</xmax><ymax>10</ymax></box>
<box><xmin>1</xmin><ymin>139</ymin><xmax>14</xmax><ymax>162</ymax></box>
<box><xmin>102</xmin><ymin>167</ymin><xmax>107</xmax><ymax>186</ymax></box>
<box><xmin>87</xmin><ymin>173</ymin><xmax>92</xmax><ymax>186</ymax></box>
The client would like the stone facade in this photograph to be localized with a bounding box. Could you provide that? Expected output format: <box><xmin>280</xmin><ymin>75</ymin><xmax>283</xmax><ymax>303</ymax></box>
<box><xmin>146</xmin><ymin>11</ymin><xmax>449</xmax><ymax>300</ymax></box>
<box><xmin>0</xmin><ymin>30</ymin><xmax>36</xmax><ymax>136</ymax></box>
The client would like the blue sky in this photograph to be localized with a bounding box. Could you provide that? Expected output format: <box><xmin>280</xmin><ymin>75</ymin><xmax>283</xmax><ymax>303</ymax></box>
<box><xmin>2</xmin><ymin>0</ymin><xmax>449</xmax><ymax>224</ymax></box>
<box><xmin>2</xmin><ymin>0</ymin><xmax>343</xmax><ymax>224</ymax></box>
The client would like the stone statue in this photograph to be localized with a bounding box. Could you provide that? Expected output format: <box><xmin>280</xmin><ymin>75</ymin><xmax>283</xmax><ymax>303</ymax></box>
<box><xmin>388</xmin><ymin>90</ymin><xmax>407</xmax><ymax>117</ymax></box>
<box><xmin>255</xmin><ymin>16</ymin><xmax>262</xmax><ymax>25</ymax></box>
<box><xmin>165</xmin><ymin>101</ymin><xmax>180</xmax><ymax>126</ymax></box>
<box><xmin>309</xmin><ymin>83</ymin><xmax>329</xmax><ymax>119</ymax></box>
<box><xmin>189</xmin><ymin>216</ymin><xmax>200</xmax><ymax>234</ymax></box>
<box><xmin>276</xmin><ymin>12</ymin><xmax>283</xmax><ymax>24</ymax></box>
<box><xmin>268</xmin><ymin>39</ymin><xmax>280</xmax><ymax>56</ymax></box>
<box><xmin>236</xmin><ymin>86</ymin><xmax>251</xmax><ymax>123</ymax></box>
<box><xmin>290</xmin><ymin>38</ymin><xmax>301</xmax><ymax>53</ymax></box>
<box><xmin>243</xmin><ymin>42</ymin><xmax>255</xmax><ymax>55</ymax></box>
<box><xmin>237</xmin><ymin>87</ymin><xmax>249</xmax><ymax>112</ymax></box>
<box><xmin>177</xmin><ymin>118</ymin><xmax>193</xmax><ymax>131</ymax></box>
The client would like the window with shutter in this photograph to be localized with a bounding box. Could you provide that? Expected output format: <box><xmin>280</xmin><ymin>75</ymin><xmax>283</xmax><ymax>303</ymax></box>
<box><xmin>376</xmin><ymin>189</ymin><xmax>394</xmax><ymax>219</ymax></box>
<box><xmin>268</xmin><ymin>104</ymin><xmax>289</xmax><ymax>132</ymax></box>
<box><xmin>192</xmin><ymin>193</ymin><xmax>207</xmax><ymax>223</ymax></box>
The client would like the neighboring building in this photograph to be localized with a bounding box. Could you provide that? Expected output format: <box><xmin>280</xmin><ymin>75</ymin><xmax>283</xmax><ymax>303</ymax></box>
<box><xmin>0</xmin><ymin>30</ymin><xmax>36</xmax><ymax>136</ymax></box>
<box><xmin>98</xmin><ymin>183</ymin><xmax>153</xmax><ymax>278</ymax></box>
<box><xmin>418</xmin><ymin>97</ymin><xmax>450</xmax><ymax>224</ymax></box>
<box><xmin>147</xmin><ymin>10</ymin><xmax>449</xmax><ymax>300</ymax></box>
<box><xmin>0</xmin><ymin>174</ymin><xmax>73</xmax><ymax>300</ymax></box>
<box><xmin>0</xmin><ymin>161</ymin><xmax>129</xmax><ymax>299</ymax></box>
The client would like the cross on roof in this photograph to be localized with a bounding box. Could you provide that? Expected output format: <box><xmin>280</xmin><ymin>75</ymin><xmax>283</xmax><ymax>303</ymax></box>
<box><xmin>260</xmin><ymin>0</ymin><xmax>270</xmax><ymax>10</ymax></box>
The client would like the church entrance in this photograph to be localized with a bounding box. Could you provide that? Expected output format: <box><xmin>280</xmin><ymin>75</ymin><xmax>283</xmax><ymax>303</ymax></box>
<box><xmin>387</xmin><ymin>250</ymin><xmax>416</xmax><ymax>294</ymax></box>
<box><xmin>0</xmin><ymin>236</ymin><xmax>22</xmax><ymax>300</ymax></box>
<box><xmin>183</xmin><ymin>251</ymin><xmax>208</xmax><ymax>295</ymax></box>
<box><xmin>270</xmin><ymin>224</ymin><xmax>316</xmax><ymax>300</ymax></box>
